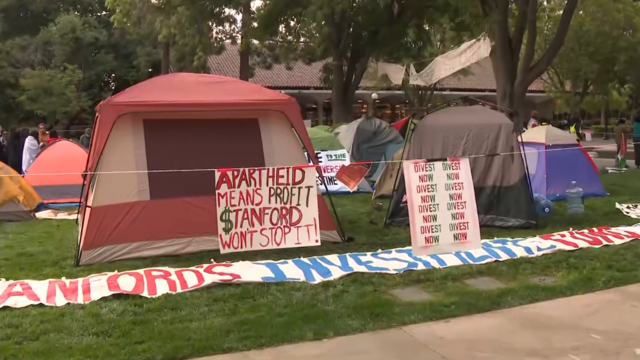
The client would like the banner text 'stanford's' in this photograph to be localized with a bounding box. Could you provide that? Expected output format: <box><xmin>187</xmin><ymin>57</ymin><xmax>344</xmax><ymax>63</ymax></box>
<box><xmin>1</xmin><ymin>224</ymin><xmax>639</xmax><ymax>309</ymax></box>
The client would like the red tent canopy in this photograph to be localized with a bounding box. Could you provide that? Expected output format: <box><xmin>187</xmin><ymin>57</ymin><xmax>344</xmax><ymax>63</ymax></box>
<box><xmin>78</xmin><ymin>73</ymin><xmax>341</xmax><ymax>264</ymax></box>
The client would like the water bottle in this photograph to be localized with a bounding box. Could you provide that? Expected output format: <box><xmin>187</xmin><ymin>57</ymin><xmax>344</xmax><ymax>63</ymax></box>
<box><xmin>533</xmin><ymin>193</ymin><xmax>553</xmax><ymax>217</ymax></box>
<box><xmin>566</xmin><ymin>181</ymin><xmax>584</xmax><ymax>215</ymax></box>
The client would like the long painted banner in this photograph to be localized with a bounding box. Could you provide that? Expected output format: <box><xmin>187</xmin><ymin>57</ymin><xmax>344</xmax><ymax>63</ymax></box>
<box><xmin>1</xmin><ymin>224</ymin><xmax>639</xmax><ymax>309</ymax></box>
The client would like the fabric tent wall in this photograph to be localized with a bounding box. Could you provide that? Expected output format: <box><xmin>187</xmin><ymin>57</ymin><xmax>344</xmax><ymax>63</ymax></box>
<box><xmin>522</xmin><ymin>142</ymin><xmax>606</xmax><ymax>201</ymax></box>
<box><xmin>307</xmin><ymin>127</ymin><xmax>344</xmax><ymax>151</ymax></box>
<box><xmin>24</xmin><ymin>139</ymin><xmax>88</xmax><ymax>204</ymax></box>
<box><xmin>372</xmin><ymin>147</ymin><xmax>404</xmax><ymax>199</ymax></box>
<box><xmin>386</xmin><ymin>106</ymin><xmax>537</xmax><ymax>228</ymax></box>
<box><xmin>337</xmin><ymin>117</ymin><xmax>404</xmax><ymax>178</ymax></box>
<box><xmin>0</xmin><ymin>162</ymin><xmax>42</xmax><ymax>221</ymax></box>
<box><xmin>78</xmin><ymin>73</ymin><xmax>341</xmax><ymax>265</ymax></box>
<box><xmin>520</xmin><ymin>125</ymin><xmax>606</xmax><ymax>201</ymax></box>
<box><xmin>370</xmin><ymin>142</ymin><xmax>404</xmax><ymax>182</ymax></box>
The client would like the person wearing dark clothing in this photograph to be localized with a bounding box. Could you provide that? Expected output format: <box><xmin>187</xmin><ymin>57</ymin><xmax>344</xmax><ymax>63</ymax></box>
<box><xmin>569</xmin><ymin>116</ymin><xmax>582</xmax><ymax>142</ymax></box>
<box><xmin>0</xmin><ymin>138</ymin><xmax>5</xmax><ymax>164</ymax></box>
<box><xmin>5</xmin><ymin>128</ymin><xmax>24</xmax><ymax>174</ymax></box>
<box><xmin>79</xmin><ymin>128</ymin><xmax>91</xmax><ymax>149</ymax></box>
<box><xmin>633</xmin><ymin>116</ymin><xmax>640</xmax><ymax>168</ymax></box>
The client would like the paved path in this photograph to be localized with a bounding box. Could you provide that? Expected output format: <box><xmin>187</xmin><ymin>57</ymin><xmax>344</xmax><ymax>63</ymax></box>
<box><xmin>195</xmin><ymin>284</ymin><xmax>640</xmax><ymax>360</ymax></box>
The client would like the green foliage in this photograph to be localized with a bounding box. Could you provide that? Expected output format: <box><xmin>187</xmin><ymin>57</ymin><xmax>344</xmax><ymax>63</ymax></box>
<box><xmin>18</xmin><ymin>66</ymin><xmax>90</xmax><ymax>122</ymax></box>
<box><xmin>106</xmin><ymin>0</ymin><xmax>238</xmax><ymax>72</ymax></box>
<box><xmin>543</xmin><ymin>0</ymin><xmax>640</xmax><ymax>113</ymax></box>
<box><xmin>256</xmin><ymin>0</ymin><xmax>477</xmax><ymax>121</ymax></box>
<box><xmin>0</xmin><ymin>0</ymin><xmax>160</xmax><ymax>127</ymax></box>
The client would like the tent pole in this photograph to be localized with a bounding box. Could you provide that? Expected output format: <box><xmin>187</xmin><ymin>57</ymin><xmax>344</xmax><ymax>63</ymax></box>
<box><xmin>517</xmin><ymin>131</ymin><xmax>539</xmax><ymax>225</ymax></box>
<box><xmin>383</xmin><ymin>114</ymin><xmax>419</xmax><ymax>226</ymax></box>
<box><xmin>297</xmin><ymin>128</ymin><xmax>350</xmax><ymax>243</ymax></box>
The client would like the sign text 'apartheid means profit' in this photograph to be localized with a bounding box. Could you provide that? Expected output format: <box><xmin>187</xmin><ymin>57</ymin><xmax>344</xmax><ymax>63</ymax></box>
<box><xmin>215</xmin><ymin>166</ymin><xmax>320</xmax><ymax>253</ymax></box>
<box><xmin>403</xmin><ymin>158</ymin><xmax>481</xmax><ymax>255</ymax></box>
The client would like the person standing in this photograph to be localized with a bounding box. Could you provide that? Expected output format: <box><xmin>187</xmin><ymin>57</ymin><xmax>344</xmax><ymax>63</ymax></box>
<box><xmin>0</xmin><ymin>130</ymin><xmax>5</xmax><ymax>164</ymax></box>
<box><xmin>22</xmin><ymin>130</ymin><xmax>40</xmax><ymax>174</ymax></box>
<box><xmin>47</xmin><ymin>129</ymin><xmax>60</xmax><ymax>144</ymax></box>
<box><xmin>633</xmin><ymin>115</ymin><xmax>640</xmax><ymax>169</ymax></box>
<box><xmin>79</xmin><ymin>128</ymin><xmax>91</xmax><ymax>149</ymax></box>
<box><xmin>37</xmin><ymin>123</ymin><xmax>49</xmax><ymax>148</ymax></box>
<box><xmin>6</xmin><ymin>129</ymin><xmax>24</xmax><ymax>173</ymax></box>
<box><xmin>527</xmin><ymin>110</ymin><xmax>539</xmax><ymax>129</ymax></box>
<box><xmin>614</xmin><ymin>119</ymin><xmax>629</xmax><ymax>168</ymax></box>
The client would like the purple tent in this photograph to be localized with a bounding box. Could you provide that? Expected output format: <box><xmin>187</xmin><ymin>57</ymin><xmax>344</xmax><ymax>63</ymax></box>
<box><xmin>520</xmin><ymin>126</ymin><xmax>607</xmax><ymax>201</ymax></box>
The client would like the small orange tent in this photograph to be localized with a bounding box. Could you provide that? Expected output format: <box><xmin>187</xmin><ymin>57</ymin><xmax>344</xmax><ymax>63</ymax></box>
<box><xmin>24</xmin><ymin>139</ymin><xmax>88</xmax><ymax>204</ymax></box>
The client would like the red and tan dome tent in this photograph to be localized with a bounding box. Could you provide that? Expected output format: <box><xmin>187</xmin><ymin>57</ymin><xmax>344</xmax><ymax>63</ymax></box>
<box><xmin>76</xmin><ymin>73</ymin><xmax>342</xmax><ymax>265</ymax></box>
<box><xmin>24</xmin><ymin>139</ymin><xmax>88</xmax><ymax>205</ymax></box>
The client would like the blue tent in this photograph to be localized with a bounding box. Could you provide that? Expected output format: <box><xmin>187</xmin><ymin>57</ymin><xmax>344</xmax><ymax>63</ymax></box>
<box><xmin>520</xmin><ymin>126</ymin><xmax>607</xmax><ymax>201</ymax></box>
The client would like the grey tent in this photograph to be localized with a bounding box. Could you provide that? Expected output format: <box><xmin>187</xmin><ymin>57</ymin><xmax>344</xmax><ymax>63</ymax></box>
<box><xmin>386</xmin><ymin>105</ymin><xmax>537</xmax><ymax>228</ymax></box>
<box><xmin>336</xmin><ymin>116</ymin><xmax>404</xmax><ymax>178</ymax></box>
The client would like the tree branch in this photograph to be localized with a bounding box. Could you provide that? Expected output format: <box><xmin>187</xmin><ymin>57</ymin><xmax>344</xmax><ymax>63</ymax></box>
<box><xmin>511</xmin><ymin>0</ymin><xmax>529</xmax><ymax>66</ymax></box>
<box><xmin>516</xmin><ymin>0</ymin><xmax>538</xmax><ymax>91</ymax></box>
<box><xmin>525</xmin><ymin>0</ymin><xmax>578</xmax><ymax>86</ymax></box>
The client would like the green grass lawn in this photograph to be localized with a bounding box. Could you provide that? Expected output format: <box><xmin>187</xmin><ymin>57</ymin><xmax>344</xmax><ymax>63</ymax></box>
<box><xmin>2</xmin><ymin>171</ymin><xmax>640</xmax><ymax>360</ymax></box>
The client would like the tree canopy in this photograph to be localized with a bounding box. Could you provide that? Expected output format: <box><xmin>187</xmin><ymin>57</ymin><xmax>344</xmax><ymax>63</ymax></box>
<box><xmin>2</xmin><ymin>0</ymin><xmax>640</xmax><ymax>130</ymax></box>
<box><xmin>255</xmin><ymin>0</ymin><xmax>477</xmax><ymax>123</ymax></box>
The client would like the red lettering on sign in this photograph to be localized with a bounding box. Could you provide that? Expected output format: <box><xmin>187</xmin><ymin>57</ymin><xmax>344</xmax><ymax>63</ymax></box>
<box><xmin>106</xmin><ymin>272</ymin><xmax>145</xmax><ymax>295</ymax></box>
<box><xmin>143</xmin><ymin>269</ymin><xmax>178</xmax><ymax>296</ymax></box>
<box><xmin>216</xmin><ymin>188</ymin><xmax>263</xmax><ymax>208</ymax></box>
<box><xmin>45</xmin><ymin>280</ymin><xmax>79</xmax><ymax>305</ymax></box>
<box><xmin>175</xmin><ymin>269</ymin><xmax>205</xmax><ymax>291</ymax></box>
<box><xmin>0</xmin><ymin>281</ymin><xmax>40</xmax><ymax>305</ymax></box>
<box><xmin>569</xmin><ymin>231</ymin><xmax>606</xmax><ymax>246</ymax></box>
<box><xmin>202</xmin><ymin>263</ymin><xmax>242</xmax><ymax>283</ymax></box>
<box><xmin>539</xmin><ymin>233</ymin><xmax>579</xmax><ymax>248</ymax></box>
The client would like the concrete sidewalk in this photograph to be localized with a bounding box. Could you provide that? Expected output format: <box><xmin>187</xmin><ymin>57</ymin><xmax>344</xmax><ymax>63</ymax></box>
<box><xmin>196</xmin><ymin>284</ymin><xmax>640</xmax><ymax>360</ymax></box>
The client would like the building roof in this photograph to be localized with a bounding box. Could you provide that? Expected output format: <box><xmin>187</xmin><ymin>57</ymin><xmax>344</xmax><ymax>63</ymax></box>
<box><xmin>207</xmin><ymin>44</ymin><xmax>546</xmax><ymax>93</ymax></box>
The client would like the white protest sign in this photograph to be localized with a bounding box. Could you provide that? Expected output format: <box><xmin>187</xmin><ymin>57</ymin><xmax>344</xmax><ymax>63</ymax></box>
<box><xmin>616</xmin><ymin>203</ymin><xmax>640</xmax><ymax>219</ymax></box>
<box><xmin>3</xmin><ymin>224</ymin><xmax>640</xmax><ymax>309</ymax></box>
<box><xmin>305</xmin><ymin>150</ymin><xmax>354</xmax><ymax>193</ymax></box>
<box><xmin>403</xmin><ymin>158</ymin><xmax>481</xmax><ymax>255</ymax></box>
<box><xmin>215</xmin><ymin>166</ymin><xmax>320</xmax><ymax>253</ymax></box>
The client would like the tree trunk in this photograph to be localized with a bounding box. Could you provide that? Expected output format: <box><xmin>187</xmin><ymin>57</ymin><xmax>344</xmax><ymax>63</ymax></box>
<box><xmin>485</xmin><ymin>0</ymin><xmax>578</xmax><ymax>131</ymax></box>
<box><xmin>160</xmin><ymin>41</ymin><xmax>171</xmax><ymax>75</ymax></box>
<box><xmin>238</xmin><ymin>0</ymin><xmax>252</xmax><ymax>81</ymax></box>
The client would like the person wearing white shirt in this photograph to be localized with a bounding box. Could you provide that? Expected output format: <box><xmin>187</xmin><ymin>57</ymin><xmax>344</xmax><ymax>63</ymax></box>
<box><xmin>22</xmin><ymin>130</ymin><xmax>40</xmax><ymax>174</ymax></box>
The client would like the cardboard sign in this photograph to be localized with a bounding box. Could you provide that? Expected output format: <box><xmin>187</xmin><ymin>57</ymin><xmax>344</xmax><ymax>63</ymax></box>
<box><xmin>335</xmin><ymin>164</ymin><xmax>369</xmax><ymax>192</ymax></box>
<box><xmin>403</xmin><ymin>158</ymin><xmax>481</xmax><ymax>255</ymax></box>
<box><xmin>305</xmin><ymin>150</ymin><xmax>356</xmax><ymax>193</ymax></box>
<box><xmin>2</xmin><ymin>224</ymin><xmax>639</xmax><ymax>309</ymax></box>
<box><xmin>215</xmin><ymin>166</ymin><xmax>320</xmax><ymax>253</ymax></box>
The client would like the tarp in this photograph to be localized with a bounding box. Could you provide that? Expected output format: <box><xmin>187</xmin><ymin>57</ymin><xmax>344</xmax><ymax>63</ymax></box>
<box><xmin>386</xmin><ymin>106</ymin><xmax>537</xmax><ymax>228</ymax></box>
<box><xmin>2</xmin><ymin>223</ymin><xmax>639</xmax><ymax>309</ymax></box>
<box><xmin>520</xmin><ymin>126</ymin><xmax>606</xmax><ymax>201</ymax></box>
